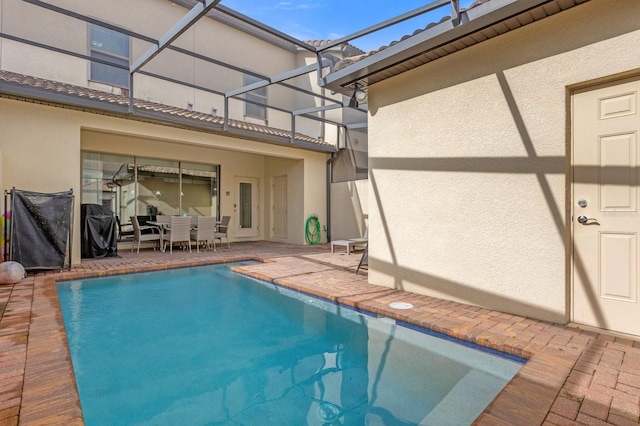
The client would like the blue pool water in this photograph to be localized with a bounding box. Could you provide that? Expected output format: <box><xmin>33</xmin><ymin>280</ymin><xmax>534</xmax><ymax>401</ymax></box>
<box><xmin>57</xmin><ymin>263</ymin><xmax>523</xmax><ymax>426</ymax></box>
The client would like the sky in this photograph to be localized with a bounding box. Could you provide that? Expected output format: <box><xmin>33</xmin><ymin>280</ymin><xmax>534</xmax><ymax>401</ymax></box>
<box><xmin>220</xmin><ymin>0</ymin><xmax>474</xmax><ymax>52</ymax></box>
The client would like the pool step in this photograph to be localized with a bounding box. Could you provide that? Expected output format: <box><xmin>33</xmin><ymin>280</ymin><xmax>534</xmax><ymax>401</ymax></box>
<box><xmin>418</xmin><ymin>369</ymin><xmax>506</xmax><ymax>425</ymax></box>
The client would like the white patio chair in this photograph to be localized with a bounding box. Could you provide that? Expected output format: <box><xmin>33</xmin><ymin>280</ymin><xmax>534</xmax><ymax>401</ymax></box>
<box><xmin>162</xmin><ymin>216</ymin><xmax>192</xmax><ymax>254</ymax></box>
<box><xmin>156</xmin><ymin>215</ymin><xmax>171</xmax><ymax>224</ymax></box>
<box><xmin>191</xmin><ymin>216</ymin><xmax>216</xmax><ymax>252</ymax></box>
<box><xmin>214</xmin><ymin>215</ymin><xmax>231</xmax><ymax>249</ymax></box>
<box><xmin>130</xmin><ymin>216</ymin><xmax>161</xmax><ymax>253</ymax></box>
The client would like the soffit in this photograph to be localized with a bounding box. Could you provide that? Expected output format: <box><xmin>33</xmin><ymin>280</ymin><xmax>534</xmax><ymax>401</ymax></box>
<box><xmin>324</xmin><ymin>0</ymin><xmax>591</xmax><ymax>93</ymax></box>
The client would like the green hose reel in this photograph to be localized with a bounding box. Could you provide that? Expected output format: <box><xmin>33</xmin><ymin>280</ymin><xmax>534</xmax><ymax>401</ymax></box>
<box><xmin>305</xmin><ymin>215</ymin><xmax>322</xmax><ymax>245</ymax></box>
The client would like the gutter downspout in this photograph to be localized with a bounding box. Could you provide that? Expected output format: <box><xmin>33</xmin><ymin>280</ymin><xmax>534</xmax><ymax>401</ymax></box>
<box><xmin>326</xmin><ymin>152</ymin><xmax>336</xmax><ymax>243</ymax></box>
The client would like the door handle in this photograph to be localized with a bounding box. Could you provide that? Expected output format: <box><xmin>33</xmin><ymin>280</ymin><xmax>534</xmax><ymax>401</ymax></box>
<box><xmin>577</xmin><ymin>215</ymin><xmax>599</xmax><ymax>225</ymax></box>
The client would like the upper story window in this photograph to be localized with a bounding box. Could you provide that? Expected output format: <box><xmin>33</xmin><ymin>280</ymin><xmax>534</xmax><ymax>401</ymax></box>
<box><xmin>89</xmin><ymin>24</ymin><xmax>130</xmax><ymax>88</ymax></box>
<box><xmin>243</xmin><ymin>74</ymin><xmax>267</xmax><ymax>120</ymax></box>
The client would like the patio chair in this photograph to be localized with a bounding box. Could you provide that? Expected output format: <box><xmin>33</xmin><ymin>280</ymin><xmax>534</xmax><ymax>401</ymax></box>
<box><xmin>115</xmin><ymin>215</ymin><xmax>134</xmax><ymax>242</ymax></box>
<box><xmin>356</xmin><ymin>244</ymin><xmax>368</xmax><ymax>275</ymax></box>
<box><xmin>214</xmin><ymin>215</ymin><xmax>231</xmax><ymax>249</ymax></box>
<box><xmin>350</xmin><ymin>226</ymin><xmax>368</xmax><ymax>245</ymax></box>
<box><xmin>130</xmin><ymin>216</ymin><xmax>161</xmax><ymax>253</ymax></box>
<box><xmin>330</xmin><ymin>227</ymin><xmax>368</xmax><ymax>255</ymax></box>
<box><xmin>136</xmin><ymin>215</ymin><xmax>154</xmax><ymax>228</ymax></box>
<box><xmin>162</xmin><ymin>216</ymin><xmax>192</xmax><ymax>254</ymax></box>
<box><xmin>156</xmin><ymin>215</ymin><xmax>171</xmax><ymax>224</ymax></box>
<box><xmin>191</xmin><ymin>216</ymin><xmax>216</xmax><ymax>252</ymax></box>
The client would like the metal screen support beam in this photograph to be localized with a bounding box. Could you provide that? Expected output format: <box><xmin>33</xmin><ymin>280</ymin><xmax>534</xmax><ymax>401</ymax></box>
<box><xmin>215</xmin><ymin>4</ymin><xmax>316</xmax><ymax>53</ymax></box>
<box><xmin>315</xmin><ymin>0</ymin><xmax>451</xmax><ymax>52</ymax></box>
<box><xmin>128</xmin><ymin>73</ymin><xmax>135</xmax><ymax>114</ymax></box>
<box><xmin>451</xmin><ymin>0</ymin><xmax>461</xmax><ymax>26</ymax></box>
<box><xmin>167</xmin><ymin>44</ymin><xmax>339</xmax><ymax>104</ymax></box>
<box><xmin>225</xmin><ymin>62</ymin><xmax>323</xmax><ymax>98</ymax></box>
<box><xmin>316</xmin><ymin>52</ymin><xmax>325</xmax><ymax>89</ymax></box>
<box><xmin>272</xmin><ymin>62</ymin><xmax>325</xmax><ymax>85</ymax></box>
<box><xmin>291</xmin><ymin>114</ymin><xmax>296</xmax><ymax>144</ymax></box>
<box><xmin>226</xmin><ymin>80</ymin><xmax>270</xmax><ymax>98</ymax></box>
<box><xmin>130</xmin><ymin>0</ymin><xmax>221</xmax><ymax>74</ymax></box>
<box><xmin>346</xmin><ymin>122</ymin><xmax>368</xmax><ymax>130</ymax></box>
<box><xmin>293</xmin><ymin>104</ymin><xmax>342</xmax><ymax>116</ymax></box>
<box><xmin>223</xmin><ymin>96</ymin><xmax>229</xmax><ymax>131</ymax></box>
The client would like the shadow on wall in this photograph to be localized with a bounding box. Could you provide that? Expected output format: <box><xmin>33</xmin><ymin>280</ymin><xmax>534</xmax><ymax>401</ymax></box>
<box><xmin>367</xmin><ymin>70</ymin><xmax>608</xmax><ymax>325</ymax></box>
<box><xmin>368</xmin><ymin>249</ymin><xmax>599</xmax><ymax>325</ymax></box>
<box><xmin>368</xmin><ymin>0</ymin><xmax>640</xmax><ymax>113</ymax></box>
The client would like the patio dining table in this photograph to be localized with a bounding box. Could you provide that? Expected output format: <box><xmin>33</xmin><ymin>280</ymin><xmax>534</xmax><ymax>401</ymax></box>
<box><xmin>146</xmin><ymin>221</ymin><xmax>167</xmax><ymax>226</ymax></box>
<box><xmin>147</xmin><ymin>217</ymin><xmax>221</xmax><ymax>252</ymax></box>
<box><xmin>148</xmin><ymin>218</ymin><xmax>221</xmax><ymax>228</ymax></box>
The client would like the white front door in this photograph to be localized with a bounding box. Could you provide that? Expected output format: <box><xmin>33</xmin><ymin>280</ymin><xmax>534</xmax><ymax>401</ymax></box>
<box><xmin>235</xmin><ymin>177</ymin><xmax>259</xmax><ymax>238</ymax></box>
<box><xmin>572</xmin><ymin>77</ymin><xmax>640</xmax><ymax>336</ymax></box>
<box><xmin>272</xmin><ymin>175</ymin><xmax>288</xmax><ymax>239</ymax></box>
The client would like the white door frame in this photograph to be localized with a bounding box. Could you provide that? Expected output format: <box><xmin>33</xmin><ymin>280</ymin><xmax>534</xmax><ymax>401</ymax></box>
<box><xmin>235</xmin><ymin>176</ymin><xmax>259</xmax><ymax>238</ymax></box>
<box><xmin>571</xmin><ymin>75</ymin><xmax>640</xmax><ymax>336</ymax></box>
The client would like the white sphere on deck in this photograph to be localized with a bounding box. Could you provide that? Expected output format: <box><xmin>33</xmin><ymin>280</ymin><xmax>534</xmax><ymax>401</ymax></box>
<box><xmin>0</xmin><ymin>261</ymin><xmax>26</xmax><ymax>284</ymax></box>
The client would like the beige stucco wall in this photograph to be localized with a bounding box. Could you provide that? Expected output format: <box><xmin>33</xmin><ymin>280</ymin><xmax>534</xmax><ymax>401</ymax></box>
<box><xmin>303</xmin><ymin>157</ymin><xmax>329</xmax><ymax>244</ymax></box>
<box><xmin>0</xmin><ymin>99</ymin><xmax>81</xmax><ymax>263</ymax></box>
<box><xmin>367</xmin><ymin>0</ymin><xmax>640</xmax><ymax>322</ymax></box>
<box><xmin>0</xmin><ymin>100</ymin><xmax>82</xmax><ymax>195</ymax></box>
<box><xmin>0</xmin><ymin>96</ymin><xmax>329</xmax><ymax>265</ymax></box>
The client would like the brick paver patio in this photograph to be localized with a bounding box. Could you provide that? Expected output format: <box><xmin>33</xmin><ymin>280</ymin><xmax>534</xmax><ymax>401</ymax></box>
<box><xmin>1</xmin><ymin>241</ymin><xmax>639</xmax><ymax>425</ymax></box>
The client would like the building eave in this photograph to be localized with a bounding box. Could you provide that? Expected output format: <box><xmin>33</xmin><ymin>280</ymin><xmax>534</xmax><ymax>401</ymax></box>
<box><xmin>0</xmin><ymin>74</ymin><xmax>336</xmax><ymax>154</ymax></box>
<box><xmin>322</xmin><ymin>0</ymin><xmax>590</xmax><ymax>94</ymax></box>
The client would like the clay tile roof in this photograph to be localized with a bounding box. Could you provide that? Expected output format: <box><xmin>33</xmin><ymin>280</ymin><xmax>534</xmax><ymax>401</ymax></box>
<box><xmin>0</xmin><ymin>70</ymin><xmax>330</xmax><ymax>148</ymax></box>
<box><xmin>304</xmin><ymin>40</ymin><xmax>333</xmax><ymax>48</ymax></box>
<box><xmin>304</xmin><ymin>40</ymin><xmax>366</xmax><ymax>56</ymax></box>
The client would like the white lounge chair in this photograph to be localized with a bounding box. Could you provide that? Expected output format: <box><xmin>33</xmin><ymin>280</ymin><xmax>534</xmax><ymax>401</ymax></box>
<box><xmin>331</xmin><ymin>227</ymin><xmax>368</xmax><ymax>255</ymax></box>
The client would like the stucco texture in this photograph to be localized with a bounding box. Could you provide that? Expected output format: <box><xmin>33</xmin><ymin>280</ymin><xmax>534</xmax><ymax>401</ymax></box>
<box><xmin>366</xmin><ymin>0</ymin><xmax>640</xmax><ymax>322</ymax></box>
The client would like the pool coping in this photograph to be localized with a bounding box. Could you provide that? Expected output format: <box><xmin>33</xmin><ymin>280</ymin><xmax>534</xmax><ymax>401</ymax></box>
<box><xmin>3</xmin><ymin>247</ymin><xmax>640</xmax><ymax>425</ymax></box>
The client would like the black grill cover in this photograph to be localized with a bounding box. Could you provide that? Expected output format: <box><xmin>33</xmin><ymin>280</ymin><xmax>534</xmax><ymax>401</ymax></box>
<box><xmin>10</xmin><ymin>189</ymin><xmax>74</xmax><ymax>270</ymax></box>
<box><xmin>81</xmin><ymin>204</ymin><xmax>118</xmax><ymax>259</ymax></box>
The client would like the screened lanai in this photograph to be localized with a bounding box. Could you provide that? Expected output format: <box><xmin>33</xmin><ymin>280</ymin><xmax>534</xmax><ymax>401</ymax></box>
<box><xmin>0</xmin><ymin>0</ymin><xmax>492</xmax><ymax>251</ymax></box>
<box><xmin>1</xmin><ymin>0</ymin><xmax>369</xmax><ymax>146</ymax></box>
<box><xmin>0</xmin><ymin>0</ymin><xmax>481</xmax><ymax>174</ymax></box>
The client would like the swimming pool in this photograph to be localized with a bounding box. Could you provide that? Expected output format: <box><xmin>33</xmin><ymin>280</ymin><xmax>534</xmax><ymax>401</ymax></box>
<box><xmin>57</xmin><ymin>263</ymin><xmax>523</xmax><ymax>425</ymax></box>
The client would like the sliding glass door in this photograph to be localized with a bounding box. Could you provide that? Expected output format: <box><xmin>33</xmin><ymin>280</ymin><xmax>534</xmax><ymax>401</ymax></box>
<box><xmin>81</xmin><ymin>152</ymin><xmax>135</xmax><ymax>223</ymax></box>
<box><xmin>181</xmin><ymin>162</ymin><xmax>218</xmax><ymax>218</ymax></box>
<box><xmin>136</xmin><ymin>157</ymin><xmax>180</xmax><ymax>216</ymax></box>
<box><xmin>81</xmin><ymin>152</ymin><xmax>220</xmax><ymax>221</ymax></box>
